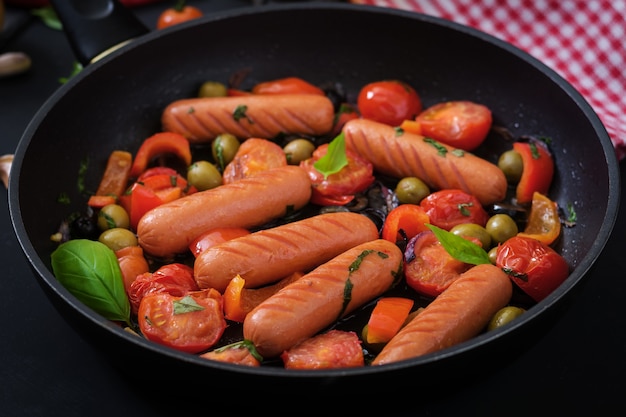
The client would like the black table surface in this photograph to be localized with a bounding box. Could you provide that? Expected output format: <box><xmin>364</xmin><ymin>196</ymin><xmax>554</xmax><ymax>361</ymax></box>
<box><xmin>1</xmin><ymin>1</ymin><xmax>625</xmax><ymax>416</ymax></box>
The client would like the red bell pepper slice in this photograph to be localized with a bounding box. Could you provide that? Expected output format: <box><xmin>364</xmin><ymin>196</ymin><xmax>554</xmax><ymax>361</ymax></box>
<box><xmin>129</xmin><ymin>132</ymin><xmax>192</xmax><ymax>178</ymax></box>
<box><xmin>513</xmin><ymin>140</ymin><xmax>554</xmax><ymax>205</ymax></box>
<box><xmin>381</xmin><ymin>204</ymin><xmax>431</xmax><ymax>245</ymax></box>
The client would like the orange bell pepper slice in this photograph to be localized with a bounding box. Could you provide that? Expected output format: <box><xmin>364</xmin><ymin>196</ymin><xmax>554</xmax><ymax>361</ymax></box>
<box><xmin>513</xmin><ymin>140</ymin><xmax>554</xmax><ymax>205</ymax></box>
<box><xmin>366</xmin><ymin>297</ymin><xmax>414</xmax><ymax>344</ymax></box>
<box><xmin>129</xmin><ymin>132</ymin><xmax>192</xmax><ymax>178</ymax></box>
<box><xmin>517</xmin><ymin>191</ymin><xmax>561</xmax><ymax>245</ymax></box>
<box><xmin>399</xmin><ymin>119</ymin><xmax>422</xmax><ymax>135</ymax></box>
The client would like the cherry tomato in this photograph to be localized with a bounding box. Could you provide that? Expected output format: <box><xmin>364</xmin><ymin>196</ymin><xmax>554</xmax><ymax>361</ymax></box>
<box><xmin>128</xmin><ymin>263</ymin><xmax>199</xmax><ymax>314</ymax></box>
<box><xmin>251</xmin><ymin>77</ymin><xmax>325</xmax><ymax>95</ymax></box>
<box><xmin>222</xmin><ymin>138</ymin><xmax>286</xmax><ymax>184</ymax></box>
<box><xmin>496</xmin><ymin>235</ymin><xmax>569</xmax><ymax>302</ymax></box>
<box><xmin>404</xmin><ymin>230</ymin><xmax>475</xmax><ymax>297</ymax></box>
<box><xmin>381</xmin><ymin>204</ymin><xmax>431</xmax><ymax>246</ymax></box>
<box><xmin>299</xmin><ymin>143</ymin><xmax>375</xmax><ymax>206</ymax></box>
<box><xmin>200</xmin><ymin>342</ymin><xmax>261</xmax><ymax>366</ymax></box>
<box><xmin>189</xmin><ymin>227</ymin><xmax>251</xmax><ymax>257</ymax></box>
<box><xmin>156</xmin><ymin>0</ymin><xmax>203</xmax><ymax>29</ymax></box>
<box><xmin>281</xmin><ymin>330</ymin><xmax>364</xmax><ymax>369</ymax></box>
<box><xmin>414</xmin><ymin>101</ymin><xmax>492</xmax><ymax>151</ymax></box>
<box><xmin>138</xmin><ymin>289</ymin><xmax>226</xmax><ymax>354</ymax></box>
<box><xmin>420</xmin><ymin>189</ymin><xmax>489</xmax><ymax>231</ymax></box>
<box><xmin>357</xmin><ymin>80</ymin><xmax>422</xmax><ymax>127</ymax></box>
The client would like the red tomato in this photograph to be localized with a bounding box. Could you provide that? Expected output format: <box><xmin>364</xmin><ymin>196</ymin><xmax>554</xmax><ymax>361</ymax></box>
<box><xmin>222</xmin><ymin>138</ymin><xmax>286</xmax><ymax>184</ymax></box>
<box><xmin>357</xmin><ymin>80</ymin><xmax>422</xmax><ymax>127</ymax></box>
<box><xmin>299</xmin><ymin>143</ymin><xmax>375</xmax><ymax>206</ymax></box>
<box><xmin>138</xmin><ymin>289</ymin><xmax>226</xmax><ymax>354</ymax></box>
<box><xmin>281</xmin><ymin>330</ymin><xmax>364</xmax><ymax>369</ymax></box>
<box><xmin>415</xmin><ymin>101</ymin><xmax>492</xmax><ymax>151</ymax></box>
<box><xmin>404</xmin><ymin>230</ymin><xmax>475</xmax><ymax>297</ymax></box>
<box><xmin>189</xmin><ymin>227</ymin><xmax>251</xmax><ymax>257</ymax></box>
<box><xmin>200</xmin><ymin>343</ymin><xmax>261</xmax><ymax>367</ymax></box>
<box><xmin>251</xmin><ymin>77</ymin><xmax>325</xmax><ymax>95</ymax></box>
<box><xmin>128</xmin><ymin>263</ymin><xmax>199</xmax><ymax>314</ymax></box>
<box><xmin>496</xmin><ymin>235</ymin><xmax>569</xmax><ymax>302</ymax></box>
<box><xmin>420</xmin><ymin>189</ymin><xmax>489</xmax><ymax>231</ymax></box>
<box><xmin>156</xmin><ymin>1</ymin><xmax>203</xmax><ymax>29</ymax></box>
<box><xmin>381</xmin><ymin>204</ymin><xmax>431</xmax><ymax>245</ymax></box>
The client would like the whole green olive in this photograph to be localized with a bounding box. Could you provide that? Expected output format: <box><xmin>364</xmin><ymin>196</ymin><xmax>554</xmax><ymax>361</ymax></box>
<box><xmin>487</xmin><ymin>306</ymin><xmax>526</xmax><ymax>331</ymax></box>
<box><xmin>212</xmin><ymin>133</ymin><xmax>240</xmax><ymax>169</ymax></box>
<box><xmin>283</xmin><ymin>138</ymin><xmax>315</xmax><ymax>165</ymax></box>
<box><xmin>488</xmin><ymin>246</ymin><xmax>499</xmax><ymax>264</ymax></box>
<box><xmin>486</xmin><ymin>213</ymin><xmax>519</xmax><ymax>244</ymax></box>
<box><xmin>449</xmin><ymin>223</ymin><xmax>492</xmax><ymax>250</ymax></box>
<box><xmin>97</xmin><ymin>204</ymin><xmax>130</xmax><ymax>231</ymax></box>
<box><xmin>187</xmin><ymin>160</ymin><xmax>222</xmax><ymax>191</ymax></box>
<box><xmin>395</xmin><ymin>177</ymin><xmax>430</xmax><ymax>204</ymax></box>
<box><xmin>498</xmin><ymin>150</ymin><xmax>524</xmax><ymax>184</ymax></box>
<box><xmin>98</xmin><ymin>227</ymin><xmax>138</xmax><ymax>252</ymax></box>
<box><xmin>198</xmin><ymin>81</ymin><xmax>227</xmax><ymax>98</ymax></box>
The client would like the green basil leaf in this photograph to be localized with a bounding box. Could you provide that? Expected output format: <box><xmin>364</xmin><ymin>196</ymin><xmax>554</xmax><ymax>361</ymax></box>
<box><xmin>313</xmin><ymin>132</ymin><xmax>348</xmax><ymax>179</ymax></box>
<box><xmin>425</xmin><ymin>224</ymin><xmax>491</xmax><ymax>265</ymax></box>
<box><xmin>51</xmin><ymin>239</ymin><xmax>131</xmax><ymax>325</ymax></box>
<box><xmin>173</xmin><ymin>295</ymin><xmax>205</xmax><ymax>314</ymax></box>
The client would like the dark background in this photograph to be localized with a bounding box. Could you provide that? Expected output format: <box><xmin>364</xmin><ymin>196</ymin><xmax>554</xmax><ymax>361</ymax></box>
<box><xmin>1</xmin><ymin>1</ymin><xmax>625</xmax><ymax>415</ymax></box>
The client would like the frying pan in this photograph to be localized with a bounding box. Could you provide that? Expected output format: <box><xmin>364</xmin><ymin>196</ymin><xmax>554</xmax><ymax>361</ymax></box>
<box><xmin>7</xmin><ymin>0</ymin><xmax>620</xmax><ymax>401</ymax></box>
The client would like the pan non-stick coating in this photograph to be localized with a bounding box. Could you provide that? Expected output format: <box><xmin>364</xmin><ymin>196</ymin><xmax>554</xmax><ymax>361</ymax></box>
<box><xmin>8</xmin><ymin>3</ymin><xmax>619</xmax><ymax>394</ymax></box>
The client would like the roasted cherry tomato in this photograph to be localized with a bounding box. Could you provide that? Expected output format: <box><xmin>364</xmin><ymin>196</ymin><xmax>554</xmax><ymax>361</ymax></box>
<box><xmin>251</xmin><ymin>76</ymin><xmax>325</xmax><ymax>95</ymax></box>
<box><xmin>357</xmin><ymin>80</ymin><xmax>422</xmax><ymax>127</ymax></box>
<box><xmin>513</xmin><ymin>139</ymin><xmax>555</xmax><ymax>205</ymax></box>
<box><xmin>299</xmin><ymin>143</ymin><xmax>375</xmax><ymax>206</ymax></box>
<box><xmin>281</xmin><ymin>330</ymin><xmax>364</xmax><ymax>370</ymax></box>
<box><xmin>156</xmin><ymin>0</ymin><xmax>203</xmax><ymax>29</ymax></box>
<box><xmin>414</xmin><ymin>101</ymin><xmax>492</xmax><ymax>151</ymax></box>
<box><xmin>496</xmin><ymin>235</ymin><xmax>569</xmax><ymax>302</ymax></box>
<box><xmin>128</xmin><ymin>263</ymin><xmax>199</xmax><ymax>314</ymax></box>
<box><xmin>200</xmin><ymin>341</ymin><xmax>261</xmax><ymax>366</ymax></box>
<box><xmin>420</xmin><ymin>189</ymin><xmax>489</xmax><ymax>231</ymax></box>
<box><xmin>404</xmin><ymin>230</ymin><xmax>475</xmax><ymax>297</ymax></box>
<box><xmin>381</xmin><ymin>204</ymin><xmax>431</xmax><ymax>246</ymax></box>
<box><xmin>138</xmin><ymin>289</ymin><xmax>226</xmax><ymax>354</ymax></box>
<box><xmin>189</xmin><ymin>227</ymin><xmax>251</xmax><ymax>257</ymax></box>
<box><xmin>222</xmin><ymin>138</ymin><xmax>286</xmax><ymax>184</ymax></box>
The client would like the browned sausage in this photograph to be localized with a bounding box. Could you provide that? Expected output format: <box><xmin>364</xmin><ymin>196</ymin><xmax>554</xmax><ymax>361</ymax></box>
<box><xmin>137</xmin><ymin>165</ymin><xmax>311</xmax><ymax>258</ymax></box>
<box><xmin>371</xmin><ymin>263</ymin><xmax>512</xmax><ymax>366</ymax></box>
<box><xmin>195</xmin><ymin>212</ymin><xmax>380</xmax><ymax>292</ymax></box>
<box><xmin>342</xmin><ymin>118</ymin><xmax>507</xmax><ymax>205</ymax></box>
<box><xmin>243</xmin><ymin>239</ymin><xmax>403</xmax><ymax>358</ymax></box>
<box><xmin>161</xmin><ymin>94</ymin><xmax>335</xmax><ymax>144</ymax></box>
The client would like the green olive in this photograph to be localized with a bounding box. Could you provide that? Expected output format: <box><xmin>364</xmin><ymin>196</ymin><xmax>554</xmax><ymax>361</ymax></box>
<box><xmin>395</xmin><ymin>177</ymin><xmax>430</xmax><ymax>204</ymax></box>
<box><xmin>98</xmin><ymin>227</ymin><xmax>138</xmax><ymax>252</ymax></box>
<box><xmin>283</xmin><ymin>138</ymin><xmax>315</xmax><ymax>165</ymax></box>
<box><xmin>487</xmin><ymin>306</ymin><xmax>526</xmax><ymax>331</ymax></box>
<box><xmin>486</xmin><ymin>213</ymin><xmax>519</xmax><ymax>244</ymax></box>
<box><xmin>187</xmin><ymin>160</ymin><xmax>222</xmax><ymax>191</ymax></box>
<box><xmin>449</xmin><ymin>223</ymin><xmax>492</xmax><ymax>250</ymax></box>
<box><xmin>197</xmin><ymin>81</ymin><xmax>227</xmax><ymax>98</ymax></box>
<box><xmin>498</xmin><ymin>150</ymin><xmax>523</xmax><ymax>184</ymax></box>
<box><xmin>212</xmin><ymin>133</ymin><xmax>240</xmax><ymax>169</ymax></box>
<box><xmin>97</xmin><ymin>204</ymin><xmax>130</xmax><ymax>231</ymax></box>
<box><xmin>488</xmin><ymin>246</ymin><xmax>499</xmax><ymax>264</ymax></box>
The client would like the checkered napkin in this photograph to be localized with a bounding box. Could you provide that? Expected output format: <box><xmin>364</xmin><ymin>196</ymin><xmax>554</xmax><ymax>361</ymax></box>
<box><xmin>349</xmin><ymin>0</ymin><xmax>626</xmax><ymax>161</ymax></box>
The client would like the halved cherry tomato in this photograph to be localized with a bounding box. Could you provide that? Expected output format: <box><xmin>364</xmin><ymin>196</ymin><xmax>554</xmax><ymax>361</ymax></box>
<box><xmin>414</xmin><ymin>101</ymin><xmax>492</xmax><ymax>151</ymax></box>
<box><xmin>496</xmin><ymin>235</ymin><xmax>569</xmax><ymax>302</ymax></box>
<box><xmin>420</xmin><ymin>189</ymin><xmax>489</xmax><ymax>231</ymax></box>
<box><xmin>138</xmin><ymin>289</ymin><xmax>226</xmax><ymax>354</ymax></box>
<box><xmin>513</xmin><ymin>139</ymin><xmax>555</xmax><ymax>205</ymax></box>
<box><xmin>281</xmin><ymin>330</ymin><xmax>364</xmax><ymax>369</ymax></box>
<box><xmin>299</xmin><ymin>143</ymin><xmax>375</xmax><ymax>206</ymax></box>
<box><xmin>189</xmin><ymin>227</ymin><xmax>251</xmax><ymax>257</ymax></box>
<box><xmin>251</xmin><ymin>77</ymin><xmax>325</xmax><ymax>96</ymax></box>
<box><xmin>517</xmin><ymin>192</ymin><xmax>561</xmax><ymax>245</ymax></box>
<box><xmin>222</xmin><ymin>138</ymin><xmax>286</xmax><ymax>184</ymax></box>
<box><xmin>357</xmin><ymin>80</ymin><xmax>422</xmax><ymax>127</ymax></box>
<box><xmin>200</xmin><ymin>342</ymin><xmax>261</xmax><ymax>367</ymax></box>
<box><xmin>404</xmin><ymin>230</ymin><xmax>476</xmax><ymax>297</ymax></box>
<box><xmin>381</xmin><ymin>204</ymin><xmax>431</xmax><ymax>246</ymax></box>
<box><xmin>156</xmin><ymin>0</ymin><xmax>203</xmax><ymax>29</ymax></box>
<box><xmin>129</xmin><ymin>132</ymin><xmax>192</xmax><ymax>178</ymax></box>
<box><xmin>128</xmin><ymin>263</ymin><xmax>199</xmax><ymax>314</ymax></box>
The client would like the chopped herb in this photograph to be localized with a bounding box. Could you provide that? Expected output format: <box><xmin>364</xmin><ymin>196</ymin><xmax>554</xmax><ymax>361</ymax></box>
<box><xmin>451</xmin><ymin>149</ymin><xmax>465</xmax><ymax>157</ymax></box>
<box><xmin>313</xmin><ymin>132</ymin><xmax>348</xmax><ymax>180</ymax></box>
<box><xmin>457</xmin><ymin>202</ymin><xmax>473</xmax><ymax>216</ymax></box>
<box><xmin>394</xmin><ymin>127</ymin><xmax>404</xmax><ymax>136</ymax></box>
<box><xmin>502</xmin><ymin>266</ymin><xmax>528</xmax><ymax>282</ymax></box>
<box><xmin>233</xmin><ymin>105</ymin><xmax>253</xmax><ymax>123</ymax></box>
<box><xmin>212</xmin><ymin>340</ymin><xmax>264</xmax><ymax>362</ymax></box>
<box><xmin>338</xmin><ymin>277</ymin><xmax>354</xmax><ymax>319</ymax></box>
<box><xmin>529</xmin><ymin>141</ymin><xmax>540</xmax><ymax>159</ymax></box>
<box><xmin>426</xmin><ymin>224</ymin><xmax>491</xmax><ymax>265</ymax></box>
<box><xmin>57</xmin><ymin>192</ymin><xmax>71</xmax><ymax>205</ymax></box>
<box><xmin>187</xmin><ymin>107</ymin><xmax>195</xmax><ymax>114</ymax></box>
<box><xmin>77</xmin><ymin>157</ymin><xmax>88</xmax><ymax>194</ymax></box>
<box><xmin>424</xmin><ymin>138</ymin><xmax>448</xmax><ymax>156</ymax></box>
<box><xmin>173</xmin><ymin>295</ymin><xmax>205</xmax><ymax>314</ymax></box>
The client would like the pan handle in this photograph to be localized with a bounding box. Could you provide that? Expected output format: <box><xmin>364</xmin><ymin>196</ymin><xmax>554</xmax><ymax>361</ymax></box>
<box><xmin>50</xmin><ymin>0</ymin><xmax>149</xmax><ymax>66</ymax></box>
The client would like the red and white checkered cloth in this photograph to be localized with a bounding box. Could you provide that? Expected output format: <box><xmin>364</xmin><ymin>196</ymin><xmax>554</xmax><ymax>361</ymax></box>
<box><xmin>350</xmin><ymin>0</ymin><xmax>626</xmax><ymax>161</ymax></box>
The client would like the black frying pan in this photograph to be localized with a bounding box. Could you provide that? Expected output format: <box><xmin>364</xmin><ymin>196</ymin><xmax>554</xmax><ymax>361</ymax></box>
<box><xmin>8</xmin><ymin>0</ymin><xmax>620</xmax><ymax>401</ymax></box>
